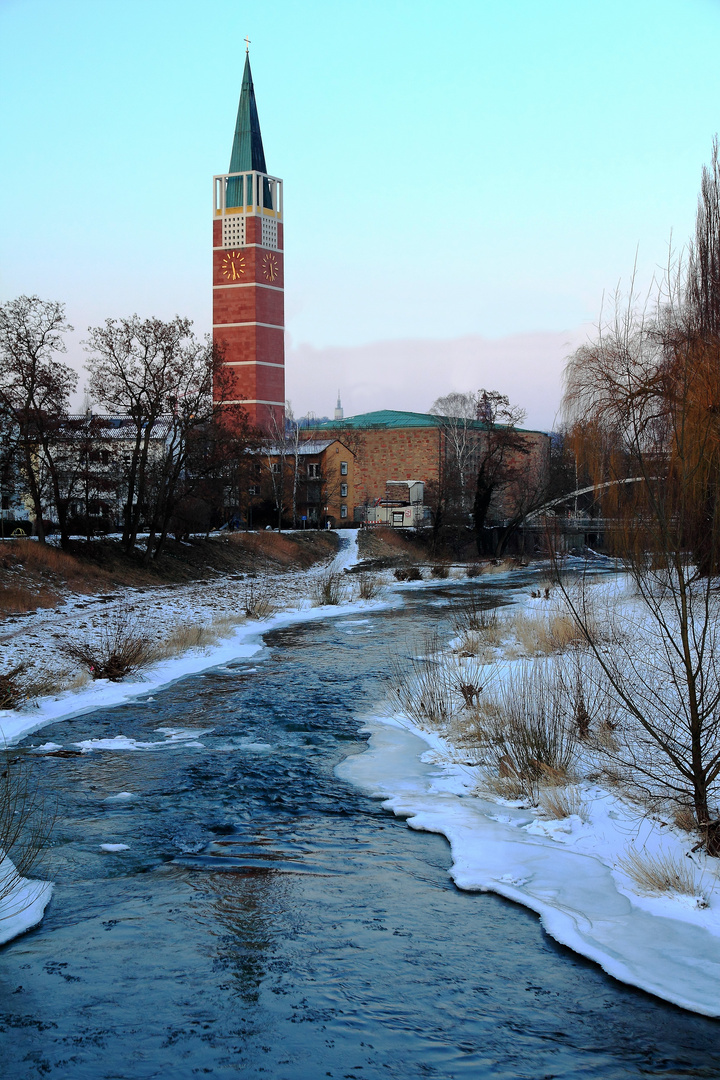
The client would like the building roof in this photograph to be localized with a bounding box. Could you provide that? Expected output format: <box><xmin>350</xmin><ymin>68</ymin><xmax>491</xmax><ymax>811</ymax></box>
<box><xmin>226</xmin><ymin>54</ymin><xmax>271</xmax><ymax>210</ymax></box>
<box><xmin>315</xmin><ymin>409</ymin><xmax>443</xmax><ymax>430</ymax></box>
<box><xmin>259</xmin><ymin>440</ymin><xmax>350</xmax><ymax>456</ymax></box>
<box><xmin>61</xmin><ymin>415</ymin><xmax>172</xmax><ymax>440</ymax></box>
<box><xmin>312</xmin><ymin>408</ymin><xmax>547</xmax><ymax>436</ymax></box>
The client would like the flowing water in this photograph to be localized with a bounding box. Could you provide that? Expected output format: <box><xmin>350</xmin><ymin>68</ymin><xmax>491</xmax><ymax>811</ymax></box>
<box><xmin>2</xmin><ymin>573</ymin><xmax>720</xmax><ymax>1078</ymax></box>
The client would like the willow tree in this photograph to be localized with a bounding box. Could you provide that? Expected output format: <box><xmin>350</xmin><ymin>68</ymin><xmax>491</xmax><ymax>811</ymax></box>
<box><xmin>560</xmin><ymin>143</ymin><xmax>720</xmax><ymax>852</ymax></box>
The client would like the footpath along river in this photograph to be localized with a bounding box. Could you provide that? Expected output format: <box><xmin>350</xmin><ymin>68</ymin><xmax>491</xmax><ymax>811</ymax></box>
<box><xmin>1</xmin><ymin>573</ymin><xmax>720</xmax><ymax>1079</ymax></box>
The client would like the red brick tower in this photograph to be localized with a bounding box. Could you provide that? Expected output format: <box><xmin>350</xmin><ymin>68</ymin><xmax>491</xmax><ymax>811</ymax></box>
<box><xmin>213</xmin><ymin>53</ymin><xmax>284</xmax><ymax>431</ymax></box>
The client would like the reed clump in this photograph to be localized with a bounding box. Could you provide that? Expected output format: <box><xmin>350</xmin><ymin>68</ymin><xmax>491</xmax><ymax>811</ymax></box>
<box><xmin>616</xmin><ymin>846</ymin><xmax>704</xmax><ymax>899</ymax></box>
<box><xmin>311</xmin><ymin>570</ymin><xmax>346</xmax><ymax>606</ymax></box>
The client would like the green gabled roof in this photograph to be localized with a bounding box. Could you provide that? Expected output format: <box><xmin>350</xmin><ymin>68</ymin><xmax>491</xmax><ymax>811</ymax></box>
<box><xmin>226</xmin><ymin>54</ymin><xmax>270</xmax><ymax>209</ymax></box>
<box><xmin>315</xmin><ymin>409</ymin><xmax>444</xmax><ymax>430</ymax></box>
<box><xmin>312</xmin><ymin>408</ymin><xmax>546</xmax><ymax>435</ymax></box>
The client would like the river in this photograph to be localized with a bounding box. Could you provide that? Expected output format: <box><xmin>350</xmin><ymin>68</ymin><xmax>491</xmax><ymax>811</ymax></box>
<box><xmin>1</xmin><ymin>574</ymin><xmax>720</xmax><ymax>1078</ymax></box>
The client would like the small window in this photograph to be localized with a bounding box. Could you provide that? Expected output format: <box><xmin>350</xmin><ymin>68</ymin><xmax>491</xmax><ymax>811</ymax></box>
<box><xmin>340</xmin><ymin>505</ymin><xmax>348</xmax><ymax>518</ymax></box>
<box><xmin>340</xmin><ymin>483</ymin><xmax>348</xmax><ymax>497</ymax></box>
<box><xmin>307</xmin><ymin>463</ymin><xmax>320</xmax><ymax>478</ymax></box>
<box><xmin>248</xmin><ymin>485</ymin><xmax>260</xmax><ymax>496</ymax></box>
<box><xmin>340</xmin><ymin>461</ymin><xmax>348</xmax><ymax>476</ymax></box>
<box><xmin>270</xmin><ymin>462</ymin><xmax>281</xmax><ymax>474</ymax></box>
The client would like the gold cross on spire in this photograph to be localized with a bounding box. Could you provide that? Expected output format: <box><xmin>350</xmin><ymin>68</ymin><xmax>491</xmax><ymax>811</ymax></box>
<box><xmin>244</xmin><ymin>35</ymin><xmax>251</xmax><ymax>54</ymax></box>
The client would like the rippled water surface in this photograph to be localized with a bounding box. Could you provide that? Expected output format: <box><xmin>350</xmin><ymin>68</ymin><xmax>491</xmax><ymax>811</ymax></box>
<box><xmin>2</xmin><ymin>573</ymin><xmax>720</xmax><ymax>1078</ymax></box>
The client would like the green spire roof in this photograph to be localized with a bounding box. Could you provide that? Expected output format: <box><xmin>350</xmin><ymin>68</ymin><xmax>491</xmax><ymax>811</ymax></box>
<box><xmin>226</xmin><ymin>54</ymin><xmax>270</xmax><ymax>210</ymax></box>
<box><xmin>229</xmin><ymin>54</ymin><xmax>267</xmax><ymax>174</ymax></box>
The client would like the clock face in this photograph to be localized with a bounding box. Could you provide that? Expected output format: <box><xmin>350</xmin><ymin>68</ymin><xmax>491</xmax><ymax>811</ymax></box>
<box><xmin>262</xmin><ymin>252</ymin><xmax>279</xmax><ymax>282</ymax></box>
<box><xmin>221</xmin><ymin>251</ymin><xmax>245</xmax><ymax>281</ymax></box>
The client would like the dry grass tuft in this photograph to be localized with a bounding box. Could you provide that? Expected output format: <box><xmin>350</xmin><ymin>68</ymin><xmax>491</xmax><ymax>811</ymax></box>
<box><xmin>0</xmin><ymin>584</ymin><xmax>61</xmax><ymax>615</ymax></box>
<box><xmin>475</xmin><ymin>773</ymin><xmax>526</xmax><ymax>801</ymax></box>
<box><xmin>480</xmin><ymin>558</ymin><xmax>515</xmax><ymax>576</ymax></box>
<box><xmin>357</xmin><ymin>572</ymin><xmax>381</xmax><ymax>600</ymax></box>
<box><xmin>153</xmin><ymin>623</ymin><xmax>216</xmax><ymax>657</ymax></box>
<box><xmin>538</xmin><ymin>785</ymin><xmax>587</xmax><ymax>821</ymax></box>
<box><xmin>673</xmin><ymin>806</ymin><xmax>699</xmax><ymax>833</ymax></box>
<box><xmin>511</xmin><ymin>610</ymin><xmax>588</xmax><ymax>656</ymax></box>
<box><xmin>616</xmin><ymin>846</ymin><xmax>703</xmax><ymax>898</ymax></box>
<box><xmin>431</xmin><ymin>563</ymin><xmax>450</xmax><ymax>579</ymax></box>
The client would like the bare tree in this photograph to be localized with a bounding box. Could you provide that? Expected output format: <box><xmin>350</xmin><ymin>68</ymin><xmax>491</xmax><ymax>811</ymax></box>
<box><xmin>85</xmin><ymin>316</ymin><xmax>253</xmax><ymax>557</ymax></box>
<box><xmin>262</xmin><ymin>409</ymin><xmax>290</xmax><ymax>530</ymax></box>
<box><xmin>561</xmin><ymin>221</ymin><xmax>720</xmax><ymax>851</ymax></box>
<box><xmin>0</xmin><ymin>296</ymin><xmax>77</xmax><ymax>545</ymax></box>
<box><xmin>429</xmin><ymin>391</ymin><xmax>478</xmax><ymax>517</ymax></box>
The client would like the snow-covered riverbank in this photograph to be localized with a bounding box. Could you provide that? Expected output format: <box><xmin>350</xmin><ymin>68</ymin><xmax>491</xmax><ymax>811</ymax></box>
<box><xmin>339</xmin><ymin>574</ymin><xmax>720</xmax><ymax>1018</ymax></box>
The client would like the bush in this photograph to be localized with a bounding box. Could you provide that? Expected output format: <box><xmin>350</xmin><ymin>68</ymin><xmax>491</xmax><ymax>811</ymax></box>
<box><xmin>242</xmin><ymin>581</ymin><xmax>275</xmax><ymax>620</ymax></box>
<box><xmin>431</xmin><ymin>564</ymin><xmax>449</xmax><ymax>579</ymax></box>
<box><xmin>452</xmin><ymin>590</ymin><xmax>501</xmax><ymax>637</ymax></box>
<box><xmin>0</xmin><ymin>749</ymin><xmax>53</xmax><ymax>910</ymax></box>
<box><xmin>406</xmin><ymin>566</ymin><xmax>423</xmax><ymax>581</ymax></box>
<box><xmin>311</xmin><ymin>570</ymin><xmax>345</xmax><ymax>606</ymax></box>
<box><xmin>388</xmin><ymin>636</ymin><xmax>456</xmax><ymax>730</ymax></box>
<box><xmin>0</xmin><ymin>663</ymin><xmax>69</xmax><ymax>709</ymax></box>
<box><xmin>357</xmin><ymin>573</ymin><xmax>381</xmax><ymax>600</ymax></box>
<box><xmin>393</xmin><ymin>567</ymin><xmax>409</xmax><ymax>581</ymax></box>
<box><xmin>0</xmin><ymin>665</ymin><xmax>26</xmax><ymax>710</ymax></box>
<box><xmin>60</xmin><ymin>612</ymin><xmax>154</xmax><ymax>681</ymax></box>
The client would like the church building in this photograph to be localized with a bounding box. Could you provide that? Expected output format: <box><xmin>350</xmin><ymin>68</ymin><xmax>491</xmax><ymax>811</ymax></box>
<box><xmin>212</xmin><ymin>53</ymin><xmax>284</xmax><ymax>431</ymax></box>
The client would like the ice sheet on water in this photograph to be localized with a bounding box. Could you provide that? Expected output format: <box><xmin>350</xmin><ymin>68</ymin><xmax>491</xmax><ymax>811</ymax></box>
<box><xmin>0</xmin><ymin>856</ymin><xmax>52</xmax><ymax>946</ymax></box>
<box><xmin>75</xmin><ymin>728</ymin><xmax>211</xmax><ymax>752</ymax></box>
<box><xmin>100</xmin><ymin>844</ymin><xmax>130</xmax><ymax>852</ymax></box>
<box><xmin>104</xmin><ymin>792</ymin><xmax>136</xmax><ymax>802</ymax></box>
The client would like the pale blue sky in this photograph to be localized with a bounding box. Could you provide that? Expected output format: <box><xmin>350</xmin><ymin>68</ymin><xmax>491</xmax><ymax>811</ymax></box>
<box><xmin>2</xmin><ymin>0</ymin><xmax>720</xmax><ymax>424</ymax></box>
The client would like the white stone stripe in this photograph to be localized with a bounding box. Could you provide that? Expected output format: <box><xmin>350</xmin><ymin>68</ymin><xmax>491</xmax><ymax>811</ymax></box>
<box><xmin>213</xmin><ymin>322</ymin><xmax>284</xmax><ymax>330</ymax></box>
<box><xmin>222</xmin><ymin>361</ymin><xmax>284</xmax><ymax>369</ymax></box>
<box><xmin>223</xmin><ymin>399</ymin><xmax>285</xmax><ymax>406</ymax></box>
<box><xmin>213</xmin><ymin>245</ymin><xmax>283</xmax><ymax>252</ymax></box>
<box><xmin>213</xmin><ymin>282</ymin><xmax>283</xmax><ymax>292</ymax></box>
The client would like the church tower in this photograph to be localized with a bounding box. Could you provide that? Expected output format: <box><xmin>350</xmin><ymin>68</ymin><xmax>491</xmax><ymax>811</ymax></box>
<box><xmin>213</xmin><ymin>52</ymin><xmax>284</xmax><ymax>431</ymax></box>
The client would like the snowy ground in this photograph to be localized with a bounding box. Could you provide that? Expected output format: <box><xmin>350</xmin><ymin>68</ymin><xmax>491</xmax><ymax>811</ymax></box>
<box><xmin>3</xmin><ymin>541</ymin><xmax>719</xmax><ymax>1018</ymax></box>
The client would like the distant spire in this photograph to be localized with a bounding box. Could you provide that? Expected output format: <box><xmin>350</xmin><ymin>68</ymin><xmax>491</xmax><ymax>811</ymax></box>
<box><xmin>334</xmin><ymin>392</ymin><xmax>344</xmax><ymax>422</ymax></box>
<box><xmin>227</xmin><ymin>53</ymin><xmax>269</xmax><ymax>208</ymax></box>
